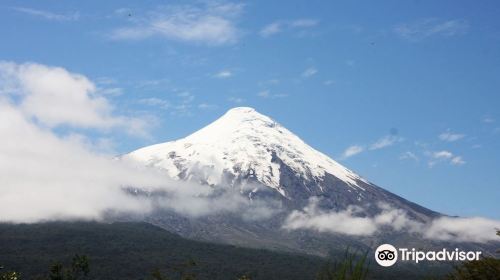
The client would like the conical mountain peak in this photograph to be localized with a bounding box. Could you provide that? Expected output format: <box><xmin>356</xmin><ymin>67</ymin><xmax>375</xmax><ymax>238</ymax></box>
<box><xmin>225</xmin><ymin>106</ymin><xmax>257</xmax><ymax>114</ymax></box>
<box><xmin>184</xmin><ymin>107</ymin><xmax>279</xmax><ymax>143</ymax></box>
<box><xmin>126</xmin><ymin>107</ymin><xmax>367</xmax><ymax>197</ymax></box>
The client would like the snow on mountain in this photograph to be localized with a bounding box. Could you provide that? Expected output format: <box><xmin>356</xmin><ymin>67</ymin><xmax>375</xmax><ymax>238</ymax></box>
<box><xmin>123</xmin><ymin>107</ymin><xmax>445</xmax><ymax>256</ymax></box>
<box><xmin>125</xmin><ymin>107</ymin><xmax>368</xmax><ymax>198</ymax></box>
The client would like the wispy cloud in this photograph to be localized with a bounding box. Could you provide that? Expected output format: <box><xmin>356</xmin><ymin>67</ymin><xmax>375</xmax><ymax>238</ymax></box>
<box><xmin>289</xmin><ymin>19</ymin><xmax>318</xmax><ymax>28</ymax></box>
<box><xmin>450</xmin><ymin>156</ymin><xmax>466</xmax><ymax>165</ymax></box>
<box><xmin>439</xmin><ymin>131</ymin><xmax>465</xmax><ymax>142</ymax></box>
<box><xmin>13</xmin><ymin>7</ymin><xmax>80</xmax><ymax>21</ymax></box>
<box><xmin>323</xmin><ymin>80</ymin><xmax>335</xmax><ymax>86</ymax></box>
<box><xmin>260</xmin><ymin>22</ymin><xmax>282</xmax><ymax>37</ymax></box>
<box><xmin>198</xmin><ymin>103</ymin><xmax>217</xmax><ymax>110</ymax></box>
<box><xmin>96</xmin><ymin>87</ymin><xmax>123</xmax><ymax>96</ymax></box>
<box><xmin>394</xmin><ymin>18</ymin><xmax>468</xmax><ymax>41</ymax></box>
<box><xmin>482</xmin><ymin>116</ymin><xmax>495</xmax><ymax>123</ymax></box>
<box><xmin>369</xmin><ymin>135</ymin><xmax>402</xmax><ymax>150</ymax></box>
<box><xmin>162</xmin><ymin>91</ymin><xmax>197</xmax><ymax>116</ymax></box>
<box><xmin>341</xmin><ymin>145</ymin><xmax>364</xmax><ymax>159</ymax></box>
<box><xmin>140</xmin><ymin>90</ymin><xmax>213</xmax><ymax>117</ymax></box>
<box><xmin>257</xmin><ymin>90</ymin><xmax>288</xmax><ymax>99</ymax></box>
<box><xmin>433</xmin><ymin>150</ymin><xmax>453</xmax><ymax>159</ymax></box>
<box><xmin>213</xmin><ymin>70</ymin><xmax>233</xmax><ymax>78</ymax></box>
<box><xmin>341</xmin><ymin>135</ymin><xmax>402</xmax><ymax>159</ymax></box>
<box><xmin>301</xmin><ymin>67</ymin><xmax>317</xmax><ymax>78</ymax></box>
<box><xmin>260</xmin><ymin>18</ymin><xmax>319</xmax><ymax>37</ymax></box>
<box><xmin>178</xmin><ymin>91</ymin><xmax>194</xmax><ymax>103</ymax></box>
<box><xmin>228</xmin><ymin>96</ymin><xmax>245</xmax><ymax>104</ymax></box>
<box><xmin>428</xmin><ymin>150</ymin><xmax>465</xmax><ymax>167</ymax></box>
<box><xmin>139</xmin><ymin>97</ymin><xmax>170</xmax><ymax>109</ymax></box>
<box><xmin>399</xmin><ymin>151</ymin><xmax>419</xmax><ymax>162</ymax></box>
<box><xmin>111</xmin><ymin>2</ymin><xmax>243</xmax><ymax>46</ymax></box>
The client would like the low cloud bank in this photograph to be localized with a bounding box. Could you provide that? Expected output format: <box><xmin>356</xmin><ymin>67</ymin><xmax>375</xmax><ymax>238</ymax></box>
<box><xmin>424</xmin><ymin>216</ymin><xmax>500</xmax><ymax>243</ymax></box>
<box><xmin>0</xmin><ymin>62</ymin><xmax>279</xmax><ymax>223</ymax></box>
<box><xmin>0</xmin><ymin>102</ymin><xmax>159</xmax><ymax>222</ymax></box>
<box><xmin>283</xmin><ymin>198</ymin><xmax>500</xmax><ymax>243</ymax></box>
<box><xmin>0</xmin><ymin>101</ymin><xmax>279</xmax><ymax>222</ymax></box>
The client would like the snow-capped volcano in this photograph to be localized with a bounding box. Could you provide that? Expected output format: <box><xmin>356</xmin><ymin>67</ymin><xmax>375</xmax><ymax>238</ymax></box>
<box><xmin>126</xmin><ymin>107</ymin><xmax>368</xmax><ymax>199</ymax></box>
<box><xmin>124</xmin><ymin>107</ymin><xmax>449</xmax><ymax>255</ymax></box>
<box><xmin>125</xmin><ymin>107</ymin><xmax>435</xmax><ymax>219</ymax></box>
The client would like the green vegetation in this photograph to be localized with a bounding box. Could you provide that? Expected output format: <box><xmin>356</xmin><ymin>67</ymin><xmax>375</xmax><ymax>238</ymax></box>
<box><xmin>444</xmin><ymin>230</ymin><xmax>500</xmax><ymax>280</ymax></box>
<box><xmin>0</xmin><ymin>222</ymin><xmax>450</xmax><ymax>279</ymax></box>
<box><xmin>316</xmin><ymin>249</ymin><xmax>369</xmax><ymax>280</ymax></box>
<box><xmin>445</xmin><ymin>257</ymin><xmax>500</xmax><ymax>280</ymax></box>
<box><xmin>0</xmin><ymin>222</ymin><xmax>323</xmax><ymax>280</ymax></box>
<box><xmin>47</xmin><ymin>254</ymin><xmax>90</xmax><ymax>280</ymax></box>
<box><xmin>0</xmin><ymin>271</ymin><xmax>20</xmax><ymax>280</ymax></box>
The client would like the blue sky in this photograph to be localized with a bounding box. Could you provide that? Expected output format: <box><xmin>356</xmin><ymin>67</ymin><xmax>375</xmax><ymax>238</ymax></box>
<box><xmin>1</xmin><ymin>0</ymin><xmax>499</xmax><ymax>219</ymax></box>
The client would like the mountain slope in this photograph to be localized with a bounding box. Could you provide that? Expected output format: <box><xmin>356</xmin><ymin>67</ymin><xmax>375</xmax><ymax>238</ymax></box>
<box><xmin>122</xmin><ymin>107</ymin><xmax>454</xmax><ymax>255</ymax></box>
<box><xmin>125</xmin><ymin>107</ymin><xmax>437</xmax><ymax>218</ymax></box>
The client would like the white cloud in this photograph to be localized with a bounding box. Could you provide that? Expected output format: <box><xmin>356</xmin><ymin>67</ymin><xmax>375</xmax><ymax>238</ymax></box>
<box><xmin>283</xmin><ymin>199</ymin><xmax>420</xmax><ymax>236</ymax></box>
<box><xmin>111</xmin><ymin>2</ymin><xmax>243</xmax><ymax>46</ymax></box>
<box><xmin>214</xmin><ymin>70</ymin><xmax>233</xmax><ymax>78</ymax></box>
<box><xmin>428</xmin><ymin>150</ymin><xmax>466</xmax><ymax>167</ymax></box>
<box><xmin>260</xmin><ymin>22</ymin><xmax>282</xmax><ymax>37</ymax></box>
<box><xmin>178</xmin><ymin>91</ymin><xmax>195</xmax><ymax>103</ymax></box>
<box><xmin>257</xmin><ymin>90</ymin><xmax>270</xmax><ymax>98</ymax></box>
<box><xmin>0</xmin><ymin>101</ymin><xmax>162</xmax><ymax>223</ymax></box>
<box><xmin>399</xmin><ymin>151</ymin><xmax>419</xmax><ymax>162</ymax></box>
<box><xmin>13</xmin><ymin>7</ymin><xmax>79</xmax><ymax>21</ymax></box>
<box><xmin>283</xmin><ymin>199</ymin><xmax>377</xmax><ymax>235</ymax></box>
<box><xmin>451</xmin><ymin>156</ymin><xmax>466</xmax><ymax>165</ymax></box>
<box><xmin>341</xmin><ymin>134</ymin><xmax>402</xmax><ymax>160</ymax></box>
<box><xmin>0</xmin><ymin>95</ymin><xmax>278</xmax><ymax>223</ymax></box>
<box><xmin>439</xmin><ymin>131</ymin><xmax>465</xmax><ymax>142</ymax></box>
<box><xmin>139</xmin><ymin>97</ymin><xmax>170</xmax><ymax>109</ymax></box>
<box><xmin>424</xmin><ymin>216</ymin><xmax>500</xmax><ymax>243</ymax></box>
<box><xmin>198</xmin><ymin>103</ymin><xmax>217</xmax><ymax>110</ymax></box>
<box><xmin>156</xmin><ymin>183</ymin><xmax>280</xmax><ymax>220</ymax></box>
<box><xmin>0</xmin><ymin>61</ymin><xmax>152</xmax><ymax>137</ymax></box>
<box><xmin>433</xmin><ymin>150</ymin><xmax>454</xmax><ymax>159</ymax></box>
<box><xmin>283</xmin><ymin>198</ymin><xmax>500</xmax><ymax>243</ymax></box>
<box><xmin>394</xmin><ymin>18</ymin><xmax>469</xmax><ymax>41</ymax></box>
<box><xmin>61</xmin><ymin>133</ymin><xmax>117</xmax><ymax>153</ymax></box>
<box><xmin>341</xmin><ymin>145</ymin><xmax>364</xmax><ymax>159</ymax></box>
<box><xmin>301</xmin><ymin>67</ymin><xmax>317</xmax><ymax>78</ymax></box>
<box><xmin>369</xmin><ymin>135</ymin><xmax>401</xmax><ymax>150</ymax></box>
<box><xmin>260</xmin><ymin>18</ymin><xmax>318</xmax><ymax>37</ymax></box>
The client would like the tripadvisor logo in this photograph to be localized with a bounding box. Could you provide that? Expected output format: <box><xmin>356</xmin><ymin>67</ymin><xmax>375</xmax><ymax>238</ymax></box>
<box><xmin>375</xmin><ymin>244</ymin><xmax>398</xmax><ymax>267</ymax></box>
<box><xmin>374</xmin><ymin>244</ymin><xmax>482</xmax><ymax>267</ymax></box>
